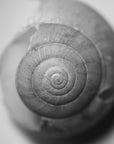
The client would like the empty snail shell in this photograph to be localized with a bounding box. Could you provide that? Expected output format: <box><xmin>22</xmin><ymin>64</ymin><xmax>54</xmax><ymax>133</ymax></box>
<box><xmin>1</xmin><ymin>0</ymin><xmax>114</xmax><ymax>138</ymax></box>
<box><xmin>16</xmin><ymin>23</ymin><xmax>102</xmax><ymax>119</ymax></box>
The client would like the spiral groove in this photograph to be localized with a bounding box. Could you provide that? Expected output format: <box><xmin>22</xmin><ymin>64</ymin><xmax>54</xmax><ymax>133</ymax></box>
<box><xmin>16</xmin><ymin>23</ymin><xmax>102</xmax><ymax>118</ymax></box>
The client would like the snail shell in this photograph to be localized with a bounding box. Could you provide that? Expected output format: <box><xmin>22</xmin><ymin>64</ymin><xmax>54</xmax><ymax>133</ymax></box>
<box><xmin>16</xmin><ymin>23</ymin><xmax>102</xmax><ymax>119</ymax></box>
<box><xmin>1</xmin><ymin>0</ymin><xmax>114</xmax><ymax>137</ymax></box>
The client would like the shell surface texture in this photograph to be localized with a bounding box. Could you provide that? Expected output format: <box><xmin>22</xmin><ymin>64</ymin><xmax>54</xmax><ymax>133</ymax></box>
<box><xmin>16</xmin><ymin>23</ymin><xmax>102</xmax><ymax>119</ymax></box>
<box><xmin>1</xmin><ymin>0</ymin><xmax>114</xmax><ymax>138</ymax></box>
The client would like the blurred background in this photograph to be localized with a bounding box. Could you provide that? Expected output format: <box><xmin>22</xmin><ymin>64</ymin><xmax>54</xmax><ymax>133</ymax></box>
<box><xmin>0</xmin><ymin>0</ymin><xmax>114</xmax><ymax>144</ymax></box>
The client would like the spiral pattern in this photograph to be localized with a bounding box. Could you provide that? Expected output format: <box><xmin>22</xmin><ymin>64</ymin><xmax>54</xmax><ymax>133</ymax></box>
<box><xmin>16</xmin><ymin>23</ymin><xmax>102</xmax><ymax>118</ymax></box>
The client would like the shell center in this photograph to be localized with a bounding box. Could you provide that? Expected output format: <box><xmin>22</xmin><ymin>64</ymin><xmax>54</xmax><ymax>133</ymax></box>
<box><xmin>50</xmin><ymin>72</ymin><xmax>67</xmax><ymax>89</ymax></box>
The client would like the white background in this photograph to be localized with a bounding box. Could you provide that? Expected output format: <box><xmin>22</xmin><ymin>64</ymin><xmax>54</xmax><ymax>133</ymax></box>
<box><xmin>0</xmin><ymin>0</ymin><xmax>114</xmax><ymax>144</ymax></box>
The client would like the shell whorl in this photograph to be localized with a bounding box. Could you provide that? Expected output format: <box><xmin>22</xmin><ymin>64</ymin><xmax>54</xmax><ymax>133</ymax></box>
<box><xmin>16</xmin><ymin>23</ymin><xmax>102</xmax><ymax>119</ymax></box>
